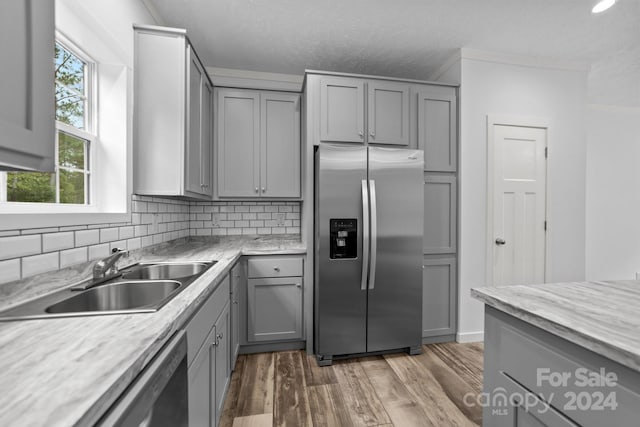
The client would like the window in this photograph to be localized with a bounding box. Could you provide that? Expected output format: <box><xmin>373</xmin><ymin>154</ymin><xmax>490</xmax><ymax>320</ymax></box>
<box><xmin>1</xmin><ymin>40</ymin><xmax>95</xmax><ymax>205</ymax></box>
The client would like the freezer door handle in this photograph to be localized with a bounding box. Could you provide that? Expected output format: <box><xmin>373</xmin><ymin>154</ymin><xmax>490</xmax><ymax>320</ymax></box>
<box><xmin>369</xmin><ymin>179</ymin><xmax>377</xmax><ymax>290</ymax></box>
<box><xmin>361</xmin><ymin>180</ymin><xmax>370</xmax><ymax>291</ymax></box>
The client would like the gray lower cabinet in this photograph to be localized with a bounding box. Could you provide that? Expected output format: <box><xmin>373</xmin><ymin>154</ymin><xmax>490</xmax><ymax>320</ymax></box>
<box><xmin>247</xmin><ymin>277</ymin><xmax>303</xmax><ymax>342</ymax></box>
<box><xmin>484</xmin><ymin>307</ymin><xmax>640</xmax><ymax>426</ymax></box>
<box><xmin>230</xmin><ymin>262</ymin><xmax>242</xmax><ymax>369</ymax></box>
<box><xmin>246</xmin><ymin>256</ymin><xmax>304</xmax><ymax>343</ymax></box>
<box><xmin>214</xmin><ymin>303</ymin><xmax>230</xmax><ymax>421</ymax></box>
<box><xmin>0</xmin><ymin>0</ymin><xmax>55</xmax><ymax>171</ymax></box>
<box><xmin>186</xmin><ymin>274</ymin><xmax>231</xmax><ymax>427</ymax></box>
<box><xmin>422</xmin><ymin>257</ymin><xmax>456</xmax><ymax>338</ymax></box>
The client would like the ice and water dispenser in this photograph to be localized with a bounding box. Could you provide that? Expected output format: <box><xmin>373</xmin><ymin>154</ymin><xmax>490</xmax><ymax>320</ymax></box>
<box><xmin>329</xmin><ymin>219</ymin><xmax>357</xmax><ymax>259</ymax></box>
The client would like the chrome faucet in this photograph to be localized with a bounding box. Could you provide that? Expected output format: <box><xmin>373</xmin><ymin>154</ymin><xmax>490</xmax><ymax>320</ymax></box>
<box><xmin>93</xmin><ymin>248</ymin><xmax>129</xmax><ymax>279</ymax></box>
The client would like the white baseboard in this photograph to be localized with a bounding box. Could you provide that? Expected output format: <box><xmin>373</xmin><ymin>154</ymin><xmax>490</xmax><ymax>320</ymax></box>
<box><xmin>456</xmin><ymin>331</ymin><xmax>484</xmax><ymax>343</ymax></box>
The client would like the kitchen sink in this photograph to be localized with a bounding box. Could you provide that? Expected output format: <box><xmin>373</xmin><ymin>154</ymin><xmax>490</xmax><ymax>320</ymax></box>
<box><xmin>45</xmin><ymin>280</ymin><xmax>181</xmax><ymax>314</ymax></box>
<box><xmin>0</xmin><ymin>260</ymin><xmax>216</xmax><ymax>321</ymax></box>
<box><xmin>121</xmin><ymin>262</ymin><xmax>211</xmax><ymax>280</ymax></box>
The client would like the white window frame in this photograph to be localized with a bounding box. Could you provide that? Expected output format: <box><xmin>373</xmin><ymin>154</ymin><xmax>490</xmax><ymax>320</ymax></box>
<box><xmin>0</xmin><ymin>35</ymin><xmax>97</xmax><ymax>209</ymax></box>
<box><xmin>0</xmin><ymin>17</ymin><xmax>132</xmax><ymax>229</ymax></box>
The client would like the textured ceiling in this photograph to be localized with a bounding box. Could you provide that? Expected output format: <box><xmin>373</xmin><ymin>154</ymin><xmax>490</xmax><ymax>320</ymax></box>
<box><xmin>145</xmin><ymin>0</ymin><xmax>640</xmax><ymax>106</ymax></box>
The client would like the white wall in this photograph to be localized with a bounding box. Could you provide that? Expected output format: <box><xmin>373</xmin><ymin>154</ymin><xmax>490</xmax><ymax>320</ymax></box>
<box><xmin>437</xmin><ymin>51</ymin><xmax>588</xmax><ymax>341</ymax></box>
<box><xmin>585</xmin><ymin>105</ymin><xmax>640</xmax><ymax>280</ymax></box>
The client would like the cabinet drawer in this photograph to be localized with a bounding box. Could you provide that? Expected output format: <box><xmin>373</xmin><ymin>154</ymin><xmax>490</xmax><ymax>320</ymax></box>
<box><xmin>491</xmin><ymin>310</ymin><xmax>640</xmax><ymax>427</ymax></box>
<box><xmin>247</xmin><ymin>257</ymin><xmax>302</xmax><ymax>278</ymax></box>
<box><xmin>186</xmin><ymin>275</ymin><xmax>230</xmax><ymax>367</ymax></box>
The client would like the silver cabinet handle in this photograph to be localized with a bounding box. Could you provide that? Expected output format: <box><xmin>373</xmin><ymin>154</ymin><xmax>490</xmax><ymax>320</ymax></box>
<box><xmin>262</xmin><ymin>187</ymin><xmax>265</xmax><ymax>193</ymax></box>
<box><xmin>361</xmin><ymin>180</ymin><xmax>370</xmax><ymax>291</ymax></box>
<box><xmin>296</xmin><ymin>283</ymin><xmax>301</xmax><ymax>288</ymax></box>
<box><xmin>255</xmin><ymin>187</ymin><xmax>259</xmax><ymax>193</ymax></box>
<box><xmin>358</xmin><ymin>131</ymin><xmax>364</xmax><ymax>138</ymax></box>
<box><xmin>495</xmin><ymin>238</ymin><xmax>506</xmax><ymax>245</ymax></box>
<box><xmin>370</xmin><ymin>131</ymin><xmax>375</xmax><ymax>138</ymax></box>
<box><xmin>273</xmin><ymin>266</ymin><xmax>280</xmax><ymax>272</ymax></box>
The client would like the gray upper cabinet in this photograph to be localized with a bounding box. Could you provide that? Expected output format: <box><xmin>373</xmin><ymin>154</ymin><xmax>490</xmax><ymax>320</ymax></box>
<box><xmin>261</xmin><ymin>93</ymin><xmax>301</xmax><ymax>197</ymax></box>
<box><xmin>0</xmin><ymin>0</ymin><xmax>55</xmax><ymax>171</ymax></box>
<box><xmin>423</xmin><ymin>175</ymin><xmax>457</xmax><ymax>254</ymax></box>
<box><xmin>216</xmin><ymin>89</ymin><xmax>260</xmax><ymax>198</ymax></box>
<box><xmin>319</xmin><ymin>76</ymin><xmax>410</xmax><ymax>146</ymax></box>
<box><xmin>320</xmin><ymin>76</ymin><xmax>364</xmax><ymax>143</ymax></box>
<box><xmin>367</xmin><ymin>81</ymin><xmax>410</xmax><ymax>146</ymax></box>
<box><xmin>216</xmin><ymin>88</ymin><xmax>300</xmax><ymax>198</ymax></box>
<box><xmin>133</xmin><ymin>25</ymin><xmax>213</xmax><ymax>200</ymax></box>
<box><xmin>418</xmin><ymin>89</ymin><xmax>457</xmax><ymax>171</ymax></box>
<box><xmin>186</xmin><ymin>52</ymin><xmax>212</xmax><ymax>196</ymax></box>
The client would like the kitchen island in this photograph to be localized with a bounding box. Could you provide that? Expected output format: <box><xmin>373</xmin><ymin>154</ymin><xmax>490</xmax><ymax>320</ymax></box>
<box><xmin>0</xmin><ymin>235</ymin><xmax>305</xmax><ymax>427</ymax></box>
<box><xmin>472</xmin><ymin>281</ymin><xmax>640</xmax><ymax>426</ymax></box>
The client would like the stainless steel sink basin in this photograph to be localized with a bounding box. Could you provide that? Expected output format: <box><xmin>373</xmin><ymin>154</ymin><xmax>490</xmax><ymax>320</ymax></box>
<box><xmin>0</xmin><ymin>260</ymin><xmax>216</xmax><ymax>321</ymax></box>
<box><xmin>121</xmin><ymin>262</ymin><xmax>211</xmax><ymax>280</ymax></box>
<box><xmin>45</xmin><ymin>280</ymin><xmax>181</xmax><ymax>314</ymax></box>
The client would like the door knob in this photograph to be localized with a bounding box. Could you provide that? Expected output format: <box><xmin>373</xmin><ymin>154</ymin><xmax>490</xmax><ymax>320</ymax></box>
<box><xmin>495</xmin><ymin>238</ymin><xmax>506</xmax><ymax>245</ymax></box>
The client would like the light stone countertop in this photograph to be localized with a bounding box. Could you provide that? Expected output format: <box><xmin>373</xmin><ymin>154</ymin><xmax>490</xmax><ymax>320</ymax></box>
<box><xmin>0</xmin><ymin>235</ymin><xmax>305</xmax><ymax>427</ymax></box>
<box><xmin>471</xmin><ymin>280</ymin><xmax>640</xmax><ymax>373</ymax></box>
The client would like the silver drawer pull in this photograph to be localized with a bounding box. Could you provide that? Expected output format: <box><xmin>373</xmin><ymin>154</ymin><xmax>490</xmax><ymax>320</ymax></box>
<box><xmin>273</xmin><ymin>266</ymin><xmax>280</xmax><ymax>272</ymax></box>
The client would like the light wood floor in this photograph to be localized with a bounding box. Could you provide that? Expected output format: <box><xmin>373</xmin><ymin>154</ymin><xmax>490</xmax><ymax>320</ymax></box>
<box><xmin>220</xmin><ymin>342</ymin><xmax>483</xmax><ymax>427</ymax></box>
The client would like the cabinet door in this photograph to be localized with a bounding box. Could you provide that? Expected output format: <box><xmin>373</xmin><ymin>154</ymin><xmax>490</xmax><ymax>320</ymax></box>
<box><xmin>424</xmin><ymin>175</ymin><xmax>457</xmax><ymax>254</ymax></box>
<box><xmin>367</xmin><ymin>81</ymin><xmax>410</xmax><ymax>146</ymax></box>
<box><xmin>186</xmin><ymin>49</ymin><xmax>204</xmax><ymax>195</ymax></box>
<box><xmin>200</xmin><ymin>79</ymin><xmax>213</xmax><ymax>196</ymax></box>
<box><xmin>492</xmin><ymin>372</ymin><xmax>579</xmax><ymax>427</ymax></box>
<box><xmin>319</xmin><ymin>77</ymin><xmax>364</xmax><ymax>143</ymax></box>
<box><xmin>418</xmin><ymin>89</ymin><xmax>457</xmax><ymax>171</ymax></box>
<box><xmin>188</xmin><ymin>325</ymin><xmax>216</xmax><ymax>427</ymax></box>
<box><xmin>422</xmin><ymin>257</ymin><xmax>456</xmax><ymax>337</ymax></box>
<box><xmin>214</xmin><ymin>303</ymin><xmax>230</xmax><ymax>426</ymax></box>
<box><xmin>230</xmin><ymin>264</ymin><xmax>241</xmax><ymax>369</ymax></box>
<box><xmin>0</xmin><ymin>0</ymin><xmax>55</xmax><ymax>171</ymax></box>
<box><xmin>217</xmin><ymin>89</ymin><xmax>260</xmax><ymax>197</ymax></box>
<box><xmin>247</xmin><ymin>277</ymin><xmax>303</xmax><ymax>342</ymax></box>
<box><xmin>260</xmin><ymin>93</ymin><xmax>301</xmax><ymax>197</ymax></box>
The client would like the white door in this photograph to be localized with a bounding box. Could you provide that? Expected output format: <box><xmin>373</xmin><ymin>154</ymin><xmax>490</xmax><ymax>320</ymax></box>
<box><xmin>491</xmin><ymin>124</ymin><xmax>547</xmax><ymax>286</ymax></box>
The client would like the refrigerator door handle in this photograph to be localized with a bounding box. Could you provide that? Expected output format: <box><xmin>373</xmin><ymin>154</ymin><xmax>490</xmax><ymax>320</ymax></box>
<box><xmin>361</xmin><ymin>180</ymin><xmax>370</xmax><ymax>291</ymax></box>
<box><xmin>369</xmin><ymin>179</ymin><xmax>377</xmax><ymax>290</ymax></box>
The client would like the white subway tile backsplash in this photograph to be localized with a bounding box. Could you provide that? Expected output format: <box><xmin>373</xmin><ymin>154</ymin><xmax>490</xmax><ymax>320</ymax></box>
<box><xmin>75</xmin><ymin>229</ymin><xmax>100</xmax><ymax>247</ymax></box>
<box><xmin>127</xmin><ymin>238</ymin><xmax>142</xmax><ymax>250</ymax></box>
<box><xmin>21</xmin><ymin>227</ymin><xmax>58</xmax><ymax>235</ymax></box>
<box><xmin>43</xmin><ymin>232</ymin><xmax>74</xmax><ymax>252</ymax></box>
<box><xmin>0</xmin><ymin>259</ymin><xmax>21</xmax><ymax>285</ymax></box>
<box><xmin>60</xmin><ymin>247</ymin><xmax>88</xmax><ymax>268</ymax></box>
<box><xmin>100</xmin><ymin>228</ymin><xmax>119</xmax><ymax>243</ymax></box>
<box><xmin>119</xmin><ymin>226</ymin><xmax>134</xmax><ymax>240</ymax></box>
<box><xmin>1</xmin><ymin>196</ymin><xmax>298</xmax><ymax>283</ymax></box>
<box><xmin>88</xmin><ymin>243</ymin><xmax>110</xmax><ymax>261</ymax></box>
<box><xmin>22</xmin><ymin>252</ymin><xmax>59</xmax><ymax>277</ymax></box>
<box><xmin>0</xmin><ymin>235</ymin><xmax>41</xmax><ymax>260</ymax></box>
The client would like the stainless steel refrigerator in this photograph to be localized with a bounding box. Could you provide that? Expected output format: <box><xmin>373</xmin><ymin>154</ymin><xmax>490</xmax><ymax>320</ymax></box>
<box><xmin>314</xmin><ymin>143</ymin><xmax>424</xmax><ymax>366</ymax></box>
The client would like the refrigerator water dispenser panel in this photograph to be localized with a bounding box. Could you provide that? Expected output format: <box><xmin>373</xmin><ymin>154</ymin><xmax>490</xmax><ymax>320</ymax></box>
<box><xmin>330</xmin><ymin>219</ymin><xmax>357</xmax><ymax>259</ymax></box>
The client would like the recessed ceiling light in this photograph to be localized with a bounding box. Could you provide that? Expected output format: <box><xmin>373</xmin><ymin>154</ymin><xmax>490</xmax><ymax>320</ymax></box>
<box><xmin>592</xmin><ymin>0</ymin><xmax>616</xmax><ymax>13</ymax></box>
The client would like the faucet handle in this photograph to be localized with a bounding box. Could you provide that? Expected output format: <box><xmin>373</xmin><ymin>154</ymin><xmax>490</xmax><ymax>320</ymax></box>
<box><xmin>112</xmin><ymin>247</ymin><xmax>128</xmax><ymax>255</ymax></box>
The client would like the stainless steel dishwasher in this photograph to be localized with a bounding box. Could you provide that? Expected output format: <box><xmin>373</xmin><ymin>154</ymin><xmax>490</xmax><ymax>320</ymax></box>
<box><xmin>97</xmin><ymin>330</ymin><xmax>188</xmax><ymax>427</ymax></box>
